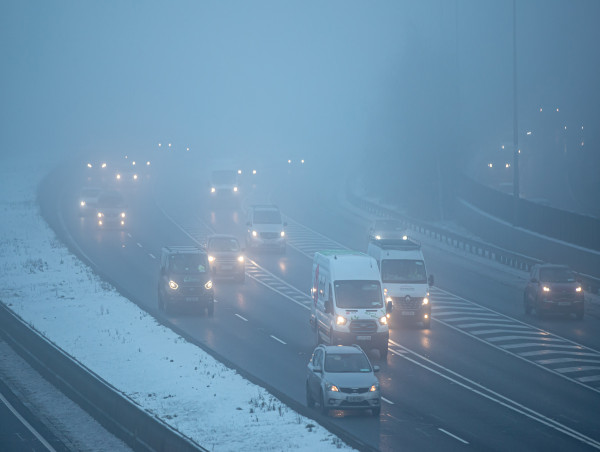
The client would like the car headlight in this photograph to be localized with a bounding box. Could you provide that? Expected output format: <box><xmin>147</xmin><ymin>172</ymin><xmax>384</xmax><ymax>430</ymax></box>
<box><xmin>233</xmin><ymin>186</ymin><xmax>238</xmax><ymax>192</ymax></box>
<box><xmin>237</xmin><ymin>255</ymin><xmax>244</xmax><ymax>263</ymax></box>
<box><xmin>422</xmin><ymin>297</ymin><xmax>429</xmax><ymax>305</ymax></box>
<box><xmin>98</xmin><ymin>220</ymin><xmax>103</xmax><ymax>226</ymax></box>
<box><xmin>211</xmin><ymin>187</ymin><xmax>216</xmax><ymax>193</ymax></box>
<box><xmin>252</xmin><ymin>230</ymin><xmax>257</xmax><ymax>237</ymax></box>
<box><xmin>576</xmin><ymin>287</ymin><xmax>582</xmax><ymax>293</ymax></box>
<box><xmin>205</xmin><ymin>280</ymin><xmax>213</xmax><ymax>290</ymax></box>
<box><xmin>97</xmin><ymin>212</ymin><xmax>104</xmax><ymax>218</ymax></box>
<box><xmin>325</xmin><ymin>382</ymin><xmax>339</xmax><ymax>392</ymax></box>
<box><xmin>80</xmin><ymin>201</ymin><xmax>86</xmax><ymax>207</ymax></box>
<box><xmin>208</xmin><ymin>255</ymin><xmax>215</xmax><ymax>263</ymax></box>
<box><xmin>168</xmin><ymin>280</ymin><xmax>179</xmax><ymax>290</ymax></box>
<box><xmin>133</xmin><ymin>174</ymin><xmax>138</xmax><ymax>180</ymax></box>
<box><xmin>542</xmin><ymin>286</ymin><xmax>551</xmax><ymax>292</ymax></box>
<box><xmin>379</xmin><ymin>315</ymin><xmax>387</xmax><ymax>325</ymax></box>
<box><xmin>375</xmin><ymin>235</ymin><xmax>381</xmax><ymax>240</ymax></box>
<box><xmin>116</xmin><ymin>173</ymin><xmax>121</xmax><ymax>180</ymax></box>
<box><xmin>121</xmin><ymin>212</ymin><xmax>126</xmax><ymax>218</ymax></box>
<box><xmin>369</xmin><ymin>384</ymin><xmax>379</xmax><ymax>392</ymax></box>
<box><xmin>336</xmin><ymin>315</ymin><xmax>347</xmax><ymax>326</ymax></box>
<box><xmin>280</xmin><ymin>230</ymin><xmax>285</xmax><ymax>237</ymax></box>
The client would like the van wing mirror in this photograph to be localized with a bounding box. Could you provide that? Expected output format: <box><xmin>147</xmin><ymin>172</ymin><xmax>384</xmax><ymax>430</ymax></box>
<box><xmin>428</xmin><ymin>274</ymin><xmax>434</xmax><ymax>286</ymax></box>
<box><xmin>386</xmin><ymin>300</ymin><xmax>393</xmax><ymax>312</ymax></box>
<box><xmin>313</xmin><ymin>366</ymin><xmax>322</xmax><ymax>373</ymax></box>
<box><xmin>373</xmin><ymin>365</ymin><xmax>380</xmax><ymax>373</ymax></box>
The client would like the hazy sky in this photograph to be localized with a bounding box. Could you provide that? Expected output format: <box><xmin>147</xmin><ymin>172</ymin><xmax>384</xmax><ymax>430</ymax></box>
<box><xmin>1</xmin><ymin>1</ymin><xmax>598</xmax><ymax>176</ymax></box>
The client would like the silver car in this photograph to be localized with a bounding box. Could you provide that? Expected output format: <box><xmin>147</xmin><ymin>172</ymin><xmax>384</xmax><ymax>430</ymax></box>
<box><xmin>206</xmin><ymin>234</ymin><xmax>245</xmax><ymax>282</ymax></box>
<box><xmin>306</xmin><ymin>344</ymin><xmax>381</xmax><ymax>416</ymax></box>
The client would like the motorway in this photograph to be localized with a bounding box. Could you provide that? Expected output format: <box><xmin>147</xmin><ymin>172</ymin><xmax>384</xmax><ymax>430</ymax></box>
<box><xmin>41</xmin><ymin>154</ymin><xmax>600</xmax><ymax>451</ymax></box>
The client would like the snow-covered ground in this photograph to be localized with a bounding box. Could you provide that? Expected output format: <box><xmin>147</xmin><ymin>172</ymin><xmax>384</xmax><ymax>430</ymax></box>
<box><xmin>0</xmin><ymin>155</ymin><xmax>353</xmax><ymax>451</ymax></box>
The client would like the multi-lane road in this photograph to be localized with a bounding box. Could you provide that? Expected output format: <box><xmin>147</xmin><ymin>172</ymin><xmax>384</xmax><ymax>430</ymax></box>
<box><xmin>42</xmin><ymin>156</ymin><xmax>600</xmax><ymax>451</ymax></box>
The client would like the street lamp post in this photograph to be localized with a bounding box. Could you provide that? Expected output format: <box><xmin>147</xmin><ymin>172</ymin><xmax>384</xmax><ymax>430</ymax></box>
<box><xmin>512</xmin><ymin>0</ymin><xmax>520</xmax><ymax>225</ymax></box>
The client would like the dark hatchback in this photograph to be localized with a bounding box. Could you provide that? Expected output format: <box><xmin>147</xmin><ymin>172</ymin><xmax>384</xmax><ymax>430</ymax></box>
<box><xmin>524</xmin><ymin>264</ymin><xmax>584</xmax><ymax>319</ymax></box>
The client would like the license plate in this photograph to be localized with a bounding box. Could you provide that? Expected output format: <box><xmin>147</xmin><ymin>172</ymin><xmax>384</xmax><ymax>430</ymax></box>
<box><xmin>186</xmin><ymin>297</ymin><xmax>199</xmax><ymax>302</ymax></box>
<box><xmin>558</xmin><ymin>301</ymin><xmax>571</xmax><ymax>306</ymax></box>
<box><xmin>356</xmin><ymin>335</ymin><xmax>371</xmax><ymax>341</ymax></box>
<box><xmin>401</xmin><ymin>311</ymin><xmax>415</xmax><ymax>316</ymax></box>
<box><xmin>348</xmin><ymin>396</ymin><xmax>362</xmax><ymax>402</ymax></box>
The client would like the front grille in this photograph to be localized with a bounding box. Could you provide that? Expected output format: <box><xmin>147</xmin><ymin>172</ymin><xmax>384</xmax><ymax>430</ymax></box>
<box><xmin>215</xmin><ymin>256</ymin><xmax>237</xmax><ymax>265</ymax></box>
<box><xmin>349</xmin><ymin>319</ymin><xmax>377</xmax><ymax>334</ymax></box>
<box><xmin>339</xmin><ymin>387</ymin><xmax>370</xmax><ymax>394</ymax></box>
<box><xmin>260</xmin><ymin>232</ymin><xmax>280</xmax><ymax>239</ymax></box>
<box><xmin>392</xmin><ymin>296</ymin><xmax>422</xmax><ymax>309</ymax></box>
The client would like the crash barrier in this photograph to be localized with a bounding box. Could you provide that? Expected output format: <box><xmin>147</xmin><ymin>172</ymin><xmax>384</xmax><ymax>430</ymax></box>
<box><xmin>0</xmin><ymin>303</ymin><xmax>207</xmax><ymax>452</ymax></box>
<box><xmin>458</xmin><ymin>176</ymin><xmax>600</xmax><ymax>252</ymax></box>
<box><xmin>346</xmin><ymin>181</ymin><xmax>600</xmax><ymax>295</ymax></box>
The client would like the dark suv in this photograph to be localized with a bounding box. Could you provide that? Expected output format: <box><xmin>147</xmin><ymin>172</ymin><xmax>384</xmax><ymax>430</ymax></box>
<box><xmin>158</xmin><ymin>246</ymin><xmax>214</xmax><ymax>315</ymax></box>
<box><xmin>524</xmin><ymin>264</ymin><xmax>584</xmax><ymax>319</ymax></box>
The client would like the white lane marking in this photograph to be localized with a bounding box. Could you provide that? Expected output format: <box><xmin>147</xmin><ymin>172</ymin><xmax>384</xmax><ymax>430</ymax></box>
<box><xmin>270</xmin><ymin>335</ymin><xmax>286</xmax><ymax>345</ymax></box>
<box><xmin>149</xmin><ymin>253</ymin><xmax>156</xmax><ymax>259</ymax></box>
<box><xmin>381</xmin><ymin>397</ymin><xmax>394</xmax><ymax>405</ymax></box>
<box><xmin>235</xmin><ymin>314</ymin><xmax>248</xmax><ymax>322</ymax></box>
<box><xmin>388</xmin><ymin>339</ymin><xmax>600</xmax><ymax>449</ymax></box>
<box><xmin>137</xmin><ymin>242</ymin><xmax>142</xmax><ymax>248</ymax></box>
<box><xmin>0</xmin><ymin>392</ymin><xmax>57</xmax><ymax>452</ymax></box>
<box><xmin>438</xmin><ymin>428</ymin><xmax>469</xmax><ymax>445</ymax></box>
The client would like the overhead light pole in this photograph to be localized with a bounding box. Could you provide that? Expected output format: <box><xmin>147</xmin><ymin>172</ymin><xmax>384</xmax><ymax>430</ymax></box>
<box><xmin>512</xmin><ymin>0</ymin><xmax>520</xmax><ymax>225</ymax></box>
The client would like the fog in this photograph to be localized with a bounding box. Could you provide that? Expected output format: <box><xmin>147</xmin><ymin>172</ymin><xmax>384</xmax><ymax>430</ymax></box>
<box><xmin>2</xmin><ymin>0</ymin><xmax>599</xmax><ymax>217</ymax></box>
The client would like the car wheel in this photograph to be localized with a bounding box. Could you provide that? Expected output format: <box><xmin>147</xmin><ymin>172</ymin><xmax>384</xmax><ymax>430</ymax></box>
<box><xmin>319</xmin><ymin>391</ymin><xmax>328</xmax><ymax>415</ymax></box>
<box><xmin>371</xmin><ymin>406</ymin><xmax>381</xmax><ymax>417</ymax></box>
<box><xmin>524</xmin><ymin>293</ymin><xmax>532</xmax><ymax>315</ymax></box>
<box><xmin>306</xmin><ymin>382</ymin><xmax>315</xmax><ymax>408</ymax></box>
<box><xmin>380</xmin><ymin>347</ymin><xmax>388</xmax><ymax>361</ymax></box>
<box><xmin>207</xmin><ymin>299</ymin><xmax>215</xmax><ymax>317</ymax></box>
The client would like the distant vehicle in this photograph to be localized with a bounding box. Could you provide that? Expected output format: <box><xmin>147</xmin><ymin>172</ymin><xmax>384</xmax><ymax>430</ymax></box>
<box><xmin>209</xmin><ymin>170</ymin><xmax>239</xmax><ymax>197</ymax></box>
<box><xmin>368</xmin><ymin>219</ymin><xmax>406</xmax><ymax>241</ymax></box>
<box><xmin>367</xmin><ymin>237</ymin><xmax>433</xmax><ymax>329</ymax></box>
<box><xmin>245</xmin><ymin>204</ymin><xmax>287</xmax><ymax>253</ymax></box>
<box><xmin>114</xmin><ymin>166</ymin><xmax>140</xmax><ymax>185</ymax></box>
<box><xmin>95</xmin><ymin>190</ymin><xmax>127</xmax><ymax>228</ymax></box>
<box><xmin>78</xmin><ymin>187</ymin><xmax>102</xmax><ymax>216</ymax></box>
<box><xmin>158</xmin><ymin>246</ymin><xmax>214</xmax><ymax>315</ymax></box>
<box><xmin>524</xmin><ymin>264</ymin><xmax>584</xmax><ymax>319</ymax></box>
<box><xmin>310</xmin><ymin>250</ymin><xmax>389</xmax><ymax>359</ymax></box>
<box><xmin>206</xmin><ymin>234</ymin><xmax>245</xmax><ymax>282</ymax></box>
<box><xmin>306</xmin><ymin>344</ymin><xmax>381</xmax><ymax>417</ymax></box>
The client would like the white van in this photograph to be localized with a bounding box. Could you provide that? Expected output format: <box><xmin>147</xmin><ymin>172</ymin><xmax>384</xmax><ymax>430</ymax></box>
<box><xmin>367</xmin><ymin>237</ymin><xmax>433</xmax><ymax>329</ymax></box>
<box><xmin>310</xmin><ymin>250</ymin><xmax>389</xmax><ymax>359</ymax></box>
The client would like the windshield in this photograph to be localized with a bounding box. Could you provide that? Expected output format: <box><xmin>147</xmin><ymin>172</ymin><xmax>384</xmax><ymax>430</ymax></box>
<box><xmin>539</xmin><ymin>268</ymin><xmax>576</xmax><ymax>283</ymax></box>
<box><xmin>381</xmin><ymin>259</ymin><xmax>427</xmax><ymax>284</ymax></box>
<box><xmin>212</xmin><ymin>171</ymin><xmax>237</xmax><ymax>185</ymax></box>
<box><xmin>169</xmin><ymin>254</ymin><xmax>208</xmax><ymax>273</ymax></box>
<box><xmin>324</xmin><ymin>353</ymin><xmax>372</xmax><ymax>373</ymax></box>
<box><xmin>253</xmin><ymin>210</ymin><xmax>282</xmax><ymax>224</ymax></box>
<box><xmin>373</xmin><ymin>220</ymin><xmax>403</xmax><ymax>232</ymax></box>
<box><xmin>334</xmin><ymin>280</ymin><xmax>383</xmax><ymax>308</ymax></box>
<box><xmin>208</xmin><ymin>237</ymin><xmax>240</xmax><ymax>252</ymax></box>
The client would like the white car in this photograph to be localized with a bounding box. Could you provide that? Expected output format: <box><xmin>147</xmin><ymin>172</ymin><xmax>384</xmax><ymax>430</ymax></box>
<box><xmin>95</xmin><ymin>190</ymin><xmax>127</xmax><ymax>228</ymax></box>
<box><xmin>306</xmin><ymin>344</ymin><xmax>381</xmax><ymax>416</ymax></box>
<box><xmin>245</xmin><ymin>205</ymin><xmax>286</xmax><ymax>253</ymax></box>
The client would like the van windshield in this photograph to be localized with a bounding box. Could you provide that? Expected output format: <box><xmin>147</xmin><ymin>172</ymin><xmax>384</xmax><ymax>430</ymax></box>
<box><xmin>381</xmin><ymin>259</ymin><xmax>427</xmax><ymax>284</ymax></box>
<box><xmin>253</xmin><ymin>210</ymin><xmax>282</xmax><ymax>224</ymax></box>
<box><xmin>334</xmin><ymin>280</ymin><xmax>383</xmax><ymax>308</ymax></box>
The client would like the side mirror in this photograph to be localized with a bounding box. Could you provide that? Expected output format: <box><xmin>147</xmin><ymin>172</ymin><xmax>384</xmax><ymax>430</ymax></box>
<box><xmin>373</xmin><ymin>365</ymin><xmax>380</xmax><ymax>373</ymax></box>
<box><xmin>313</xmin><ymin>366</ymin><xmax>322</xmax><ymax>373</ymax></box>
<box><xmin>428</xmin><ymin>274</ymin><xmax>434</xmax><ymax>286</ymax></box>
<box><xmin>386</xmin><ymin>300</ymin><xmax>393</xmax><ymax>312</ymax></box>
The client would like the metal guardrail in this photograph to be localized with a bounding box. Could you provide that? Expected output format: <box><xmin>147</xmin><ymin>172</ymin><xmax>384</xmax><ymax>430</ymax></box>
<box><xmin>0</xmin><ymin>301</ymin><xmax>208</xmax><ymax>452</ymax></box>
<box><xmin>346</xmin><ymin>183</ymin><xmax>600</xmax><ymax>295</ymax></box>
